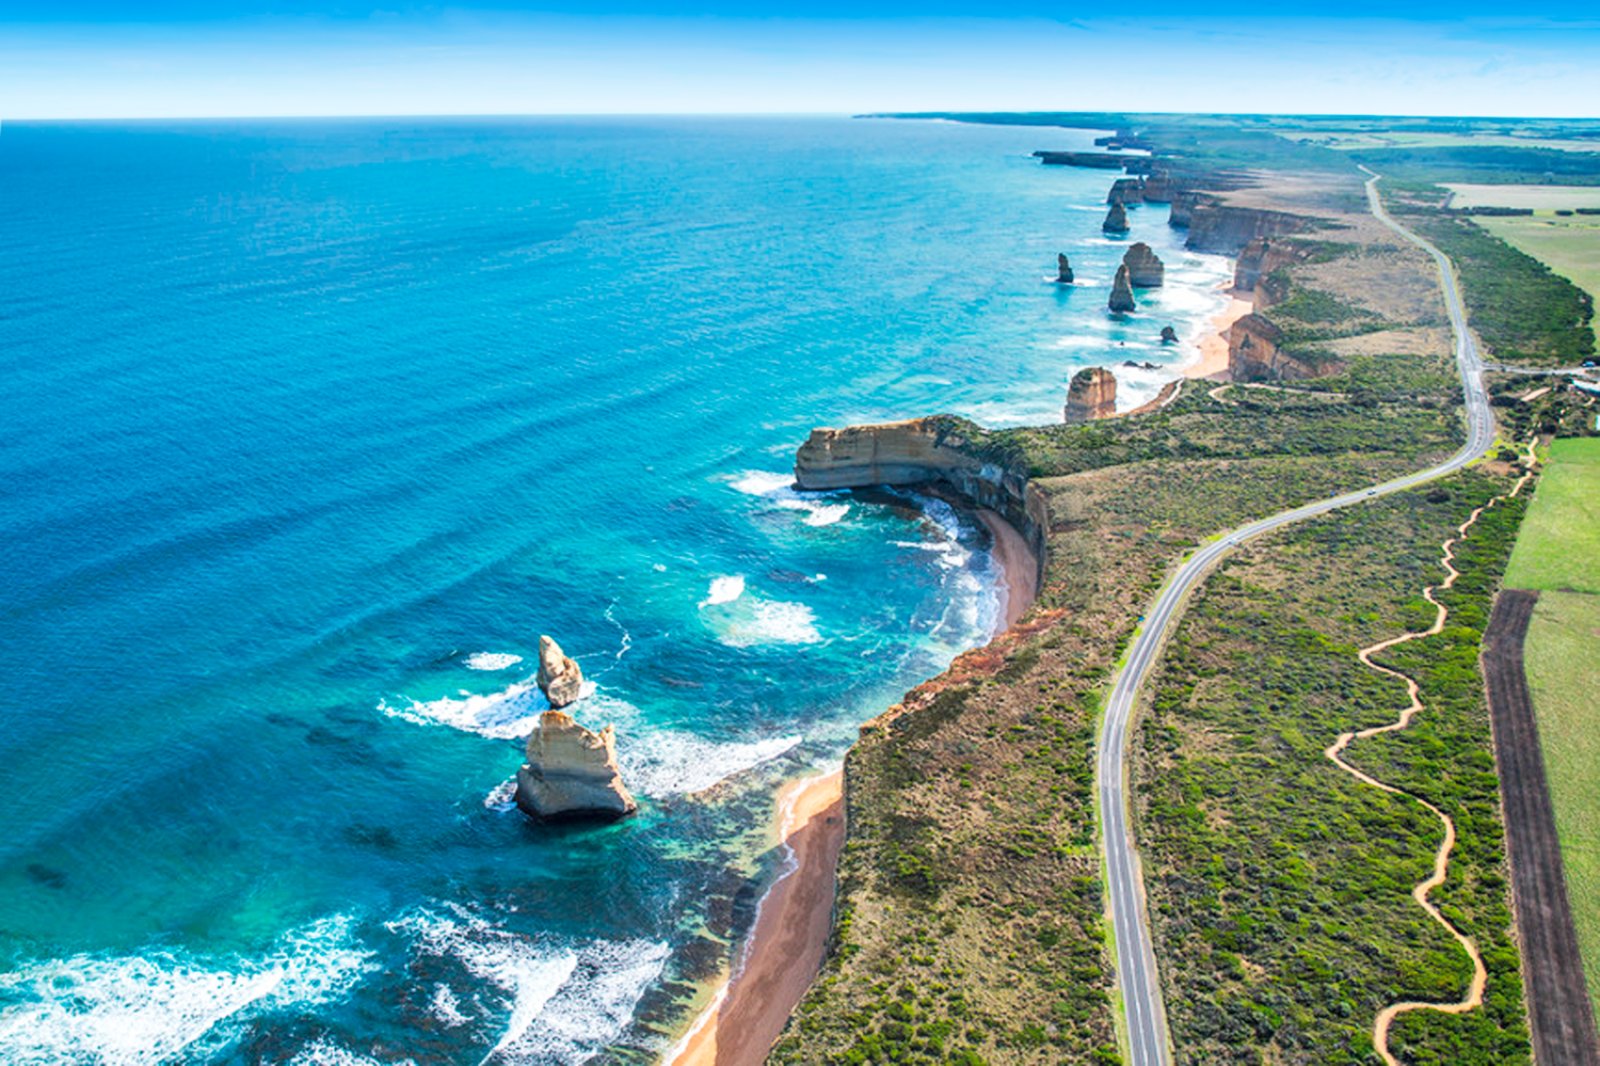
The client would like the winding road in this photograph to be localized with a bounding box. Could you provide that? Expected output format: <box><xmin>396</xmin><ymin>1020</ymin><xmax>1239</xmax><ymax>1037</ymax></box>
<box><xmin>1097</xmin><ymin>168</ymin><xmax>1497</xmax><ymax>1066</ymax></box>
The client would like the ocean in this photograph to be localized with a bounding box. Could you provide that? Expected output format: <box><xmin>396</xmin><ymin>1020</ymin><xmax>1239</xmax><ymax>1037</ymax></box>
<box><xmin>0</xmin><ymin>116</ymin><xmax>1229</xmax><ymax>1063</ymax></box>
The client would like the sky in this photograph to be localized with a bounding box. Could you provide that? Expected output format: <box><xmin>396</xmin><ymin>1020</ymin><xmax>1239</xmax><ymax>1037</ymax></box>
<box><xmin>3</xmin><ymin>2</ymin><xmax>1599</xmax><ymax>119</ymax></box>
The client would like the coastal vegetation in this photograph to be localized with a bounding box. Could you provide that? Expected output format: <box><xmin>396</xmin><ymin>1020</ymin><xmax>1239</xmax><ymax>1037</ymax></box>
<box><xmin>1474</xmin><ymin>215</ymin><xmax>1600</xmax><ymax>353</ymax></box>
<box><xmin>1135</xmin><ymin>470</ymin><xmax>1532</xmax><ymax>1064</ymax></box>
<box><xmin>1398</xmin><ymin>209</ymin><xmax>1595</xmax><ymax>366</ymax></box>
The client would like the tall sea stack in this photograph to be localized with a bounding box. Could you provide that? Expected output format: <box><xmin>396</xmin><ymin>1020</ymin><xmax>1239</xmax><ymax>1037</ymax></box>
<box><xmin>1056</xmin><ymin>253</ymin><xmax>1075</xmax><ymax>284</ymax></box>
<box><xmin>1064</xmin><ymin>367</ymin><xmax>1117</xmax><ymax>423</ymax></box>
<box><xmin>1103</xmin><ymin>201</ymin><xmax>1130</xmax><ymax>234</ymax></box>
<box><xmin>1122</xmin><ymin>242</ymin><xmax>1165</xmax><ymax>288</ymax></box>
<box><xmin>515</xmin><ymin>711</ymin><xmax>638</xmax><ymax>823</ymax></box>
<box><xmin>1108</xmin><ymin>265</ymin><xmax>1137</xmax><ymax>313</ymax></box>
<box><xmin>535</xmin><ymin>635</ymin><xmax>585</xmax><ymax>709</ymax></box>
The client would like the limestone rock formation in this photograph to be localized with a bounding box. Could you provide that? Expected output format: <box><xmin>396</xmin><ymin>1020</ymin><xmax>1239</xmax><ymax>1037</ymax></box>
<box><xmin>1140</xmin><ymin>172</ymin><xmax>1176</xmax><ymax>204</ymax></box>
<box><xmin>515</xmin><ymin>711</ymin><xmax>637</xmax><ymax>822</ymax></box>
<box><xmin>1103</xmin><ymin>201</ymin><xmax>1130</xmax><ymax>234</ymax></box>
<box><xmin>1108</xmin><ymin>265</ymin><xmax>1137</xmax><ymax>313</ymax></box>
<box><xmin>536</xmin><ymin>635</ymin><xmax>585</xmax><ymax>709</ymax></box>
<box><xmin>1122</xmin><ymin>243</ymin><xmax>1165</xmax><ymax>288</ymax></box>
<box><xmin>792</xmin><ymin>416</ymin><xmax>1050</xmax><ymax>590</ymax></box>
<box><xmin>1160</xmin><ymin>325</ymin><xmax>1178</xmax><ymax>344</ymax></box>
<box><xmin>1056</xmin><ymin>253</ymin><xmax>1075</xmax><ymax>284</ymax></box>
<box><xmin>1064</xmin><ymin>367</ymin><xmax>1117</xmax><ymax>423</ymax></box>
<box><xmin>1227</xmin><ymin>314</ymin><xmax>1344</xmax><ymax>382</ymax></box>
<box><xmin>1185</xmin><ymin>205</ymin><xmax>1308</xmax><ymax>255</ymax></box>
<box><xmin>1233</xmin><ymin>237</ymin><xmax>1307</xmax><ymax>309</ymax></box>
<box><xmin>1107</xmin><ymin>177</ymin><xmax>1144</xmax><ymax>205</ymax></box>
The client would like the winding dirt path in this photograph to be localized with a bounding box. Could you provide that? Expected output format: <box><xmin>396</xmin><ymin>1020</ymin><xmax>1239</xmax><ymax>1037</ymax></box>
<box><xmin>1324</xmin><ymin>445</ymin><xmax>1537</xmax><ymax>1065</ymax></box>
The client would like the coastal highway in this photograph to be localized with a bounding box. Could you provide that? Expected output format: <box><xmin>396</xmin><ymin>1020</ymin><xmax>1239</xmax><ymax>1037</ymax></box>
<box><xmin>1098</xmin><ymin>167</ymin><xmax>1497</xmax><ymax>1066</ymax></box>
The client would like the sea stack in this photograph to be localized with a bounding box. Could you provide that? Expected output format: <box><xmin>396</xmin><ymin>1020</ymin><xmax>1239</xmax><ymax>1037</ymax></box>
<box><xmin>515</xmin><ymin>711</ymin><xmax>637</xmax><ymax>822</ymax></box>
<box><xmin>535</xmin><ymin>635</ymin><xmax>585</xmax><ymax>709</ymax></box>
<box><xmin>1123</xmin><ymin>243</ymin><xmax>1165</xmax><ymax>287</ymax></box>
<box><xmin>1103</xmin><ymin>201</ymin><xmax>1130</xmax><ymax>234</ymax></box>
<box><xmin>1056</xmin><ymin>253</ymin><xmax>1075</xmax><ymax>284</ymax></box>
<box><xmin>1064</xmin><ymin>367</ymin><xmax>1117</xmax><ymax>423</ymax></box>
<box><xmin>1160</xmin><ymin>325</ymin><xmax>1179</xmax><ymax>344</ymax></box>
<box><xmin>1108</xmin><ymin>265</ymin><xmax>1137</xmax><ymax>313</ymax></box>
<box><xmin>1107</xmin><ymin>177</ymin><xmax>1144</xmax><ymax>205</ymax></box>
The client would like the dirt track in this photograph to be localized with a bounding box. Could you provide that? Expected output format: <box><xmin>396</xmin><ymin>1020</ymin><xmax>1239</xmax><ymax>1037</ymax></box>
<box><xmin>1483</xmin><ymin>589</ymin><xmax>1600</xmax><ymax>1066</ymax></box>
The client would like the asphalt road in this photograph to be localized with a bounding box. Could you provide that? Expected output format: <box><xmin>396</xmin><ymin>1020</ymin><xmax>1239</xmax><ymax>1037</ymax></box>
<box><xmin>1097</xmin><ymin>169</ymin><xmax>1497</xmax><ymax>1066</ymax></box>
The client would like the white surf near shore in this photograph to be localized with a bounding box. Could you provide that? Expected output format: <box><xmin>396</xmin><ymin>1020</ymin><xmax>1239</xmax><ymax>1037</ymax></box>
<box><xmin>0</xmin><ymin>916</ymin><xmax>375</xmax><ymax>1066</ymax></box>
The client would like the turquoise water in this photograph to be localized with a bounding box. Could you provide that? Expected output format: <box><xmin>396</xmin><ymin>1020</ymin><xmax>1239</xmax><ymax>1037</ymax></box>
<box><xmin>0</xmin><ymin>116</ymin><xmax>1228</xmax><ymax>1063</ymax></box>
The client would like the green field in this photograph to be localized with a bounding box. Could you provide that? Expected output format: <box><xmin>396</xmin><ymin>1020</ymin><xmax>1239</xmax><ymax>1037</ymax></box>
<box><xmin>1523</xmin><ymin>590</ymin><xmax>1600</xmax><ymax>1019</ymax></box>
<box><xmin>1504</xmin><ymin>438</ymin><xmax>1600</xmax><ymax>592</ymax></box>
<box><xmin>1446</xmin><ymin>184</ymin><xmax>1600</xmax><ymax>210</ymax></box>
<box><xmin>1476</xmin><ymin>216</ymin><xmax>1600</xmax><ymax>349</ymax></box>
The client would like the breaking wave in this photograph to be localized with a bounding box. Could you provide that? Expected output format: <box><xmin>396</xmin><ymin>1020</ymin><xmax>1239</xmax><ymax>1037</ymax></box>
<box><xmin>465</xmin><ymin>653</ymin><xmax>523</xmax><ymax>672</ymax></box>
<box><xmin>389</xmin><ymin>910</ymin><xmax>667</xmax><ymax>1065</ymax></box>
<box><xmin>0</xmin><ymin>916</ymin><xmax>375</xmax><ymax>1066</ymax></box>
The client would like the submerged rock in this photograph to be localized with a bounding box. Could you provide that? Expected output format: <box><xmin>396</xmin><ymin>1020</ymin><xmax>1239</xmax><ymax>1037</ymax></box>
<box><xmin>1056</xmin><ymin>253</ymin><xmax>1075</xmax><ymax>284</ymax></box>
<box><xmin>535</xmin><ymin>635</ymin><xmax>584</xmax><ymax>709</ymax></box>
<box><xmin>515</xmin><ymin>710</ymin><xmax>637</xmax><ymax>822</ymax></box>
<box><xmin>1065</xmin><ymin>367</ymin><xmax>1117</xmax><ymax>423</ymax></box>
<box><xmin>1160</xmin><ymin>325</ymin><xmax>1179</xmax><ymax>344</ymax></box>
<box><xmin>1123</xmin><ymin>242</ymin><xmax>1165</xmax><ymax>288</ymax></box>
<box><xmin>1103</xmin><ymin>201</ymin><xmax>1130</xmax><ymax>234</ymax></box>
<box><xmin>1108</xmin><ymin>265</ymin><xmax>1137</xmax><ymax>313</ymax></box>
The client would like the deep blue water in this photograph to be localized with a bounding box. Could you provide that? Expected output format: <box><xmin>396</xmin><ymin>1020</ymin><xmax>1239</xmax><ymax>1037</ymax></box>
<box><xmin>0</xmin><ymin>116</ymin><xmax>1228</xmax><ymax>1063</ymax></box>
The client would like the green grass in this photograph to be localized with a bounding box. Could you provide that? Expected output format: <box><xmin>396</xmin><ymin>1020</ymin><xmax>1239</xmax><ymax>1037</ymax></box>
<box><xmin>1523</xmin><ymin>590</ymin><xmax>1600</xmax><ymax>1021</ymax></box>
<box><xmin>1475</xmin><ymin>217</ymin><xmax>1600</xmax><ymax>351</ymax></box>
<box><xmin>1504</xmin><ymin>438</ymin><xmax>1600</xmax><ymax>592</ymax></box>
<box><xmin>1445</xmin><ymin>184</ymin><xmax>1600</xmax><ymax>210</ymax></box>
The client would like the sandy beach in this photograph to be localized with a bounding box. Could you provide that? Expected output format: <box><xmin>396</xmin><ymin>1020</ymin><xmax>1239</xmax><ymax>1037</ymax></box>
<box><xmin>668</xmin><ymin>507</ymin><xmax>1038</xmax><ymax>1065</ymax></box>
<box><xmin>1186</xmin><ymin>293</ymin><xmax>1253</xmax><ymax>380</ymax></box>
<box><xmin>667</xmin><ymin>769</ymin><xmax>845</xmax><ymax>1066</ymax></box>
<box><xmin>977</xmin><ymin>509</ymin><xmax>1039</xmax><ymax>630</ymax></box>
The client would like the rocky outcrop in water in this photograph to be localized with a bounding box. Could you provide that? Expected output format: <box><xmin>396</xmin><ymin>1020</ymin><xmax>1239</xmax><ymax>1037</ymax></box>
<box><xmin>536</xmin><ymin>635</ymin><xmax>585</xmax><ymax>709</ymax></box>
<box><xmin>1108</xmin><ymin>178</ymin><xmax>1144</xmax><ymax>205</ymax></box>
<box><xmin>1064</xmin><ymin>367</ymin><xmax>1117</xmax><ymax>423</ymax></box>
<box><xmin>1109</xmin><ymin>265</ymin><xmax>1136</xmax><ymax>313</ymax></box>
<box><xmin>1122</xmin><ymin>243</ymin><xmax>1164</xmax><ymax>288</ymax></box>
<box><xmin>1033</xmin><ymin>150</ymin><xmax>1132</xmax><ymax>169</ymax></box>
<box><xmin>1160</xmin><ymin>325</ymin><xmax>1178</xmax><ymax>344</ymax></box>
<box><xmin>1056</xmin><ymin>253</ymin><xmax>1075</xmax><ymax>284</ymax></box>
<box><xmin>1103</xmin><ymin>201</ymin><xmax>1130</xmax><ymax>234</ymax></box>
<box><xmin>515</xmin><ymin>711</ymin><xmax>637</xmax><ymax>822</ymax></box>
<box><xmin>1140</xmin><ymin>172</ymin><xmax>1176</xmax><ymax>204</ymax></box>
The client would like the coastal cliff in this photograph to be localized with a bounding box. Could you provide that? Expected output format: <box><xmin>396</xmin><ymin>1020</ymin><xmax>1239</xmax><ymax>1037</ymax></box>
<box><xmin>1227</xmin><ymin>313</ymin><xmax>1344</xmax><ymax>382</ymax></box>
<box><xmin>1183</xmin><ymin>204</ymin><xmax>1310</xmax><ymax>255</ymax></box>
<box><xmin>794</xmin><ymin>416</ymin><xmax>1047</xmax><ymax>591</ymax></box>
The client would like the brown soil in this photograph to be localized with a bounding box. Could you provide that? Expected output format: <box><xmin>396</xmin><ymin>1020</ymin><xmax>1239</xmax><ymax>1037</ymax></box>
<box><xmin>1483</xmin><ymin>590</ymin><xmax>1600</xmax><ymax>1065</ymax></box>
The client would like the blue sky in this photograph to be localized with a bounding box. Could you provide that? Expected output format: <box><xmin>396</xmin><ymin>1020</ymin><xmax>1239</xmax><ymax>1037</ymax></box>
<box><xmin>3</xmin><ymin>4</ymin><xmax>1598</xmax><ymax>118</ymax></box>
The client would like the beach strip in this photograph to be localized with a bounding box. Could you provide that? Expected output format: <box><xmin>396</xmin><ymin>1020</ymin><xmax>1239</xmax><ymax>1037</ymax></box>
<box><xmin>1185</xmin><ymin>292</ymin><xmax>1253</xmax><ymax>380</ymax></box>
<box><xmin>667</xmin><ymin>768</ymin><xmax>845</xmax><ymax>1066</ymax></box>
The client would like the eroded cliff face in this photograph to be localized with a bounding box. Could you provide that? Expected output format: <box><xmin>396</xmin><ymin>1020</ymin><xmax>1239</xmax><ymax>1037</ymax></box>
<box><xmin>1184</xmin><ymin>205</ymin><xmax>1310</xmax><ymax>255</ymax></box>
<box><xmin>793</xmin><ymin>417</ymin><xmax>1047</xmax><ymax>588</ymax></box>
<box><xmin>1228</xmin><ymin>313</ymin><xmax>1344</xmax><ymax>382</ymax></box>
<box><xmin>1064</xmin><ymin>367</ymin><xmax>1117</xmax><ymax>423</ymax></box>
<box><xmin>1107</xmin><ymin>177</ymin><xmax>1144</xmax><ymax>205</ymax></box>
<box><xmin>1233</xmin><ymin>238</ymin><xmax>1308</xmax><ymax>308</ymax></box>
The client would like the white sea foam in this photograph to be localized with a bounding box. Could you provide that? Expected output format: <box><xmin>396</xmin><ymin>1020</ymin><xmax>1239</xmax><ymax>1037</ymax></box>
<box><xmin>700</xmin><ymin>574</ymin><xmax>746</xmax><ymax>606</ymax></box>
<box><xmin>288</xmin><ymin>1038</ymin><xmax>416</xmax><ymax>1066</ymax></box>
<box><xmin>619</xmin><ymin>732</ymin><xmax>801</xmax><ymax>797</ymax></box>
<box><xmin>728</xmin><ymin>469</ymin><xmax>850</xmax><ymax>528</ymax></box>
<box><xmin>378</xmin><ymin>681</ymin><xmax>544</xmax><ymax>741</ymax></box>
<box><xmin>716</xmin><ymin>599</ymin><xmax>822</xmax><ymax>648</ymax></box>
<box><xmin>390</xmin><ymin>911</ymin><xmax>667</xmax><ymax>1065</ymax></box>
<box><xmin>483</xmin><ymin>776</ymin><xmax>518</xmax><ymax>811</ymax></box>
<box><xmin>0</xmin><ymin>916</ymin><xmax>375</xmax><ymax>1066</ymax></box>
<box><xmin>465</xmin><ymin>652</ymin><xmax>523</xmax><ymax>672</ymax></box>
